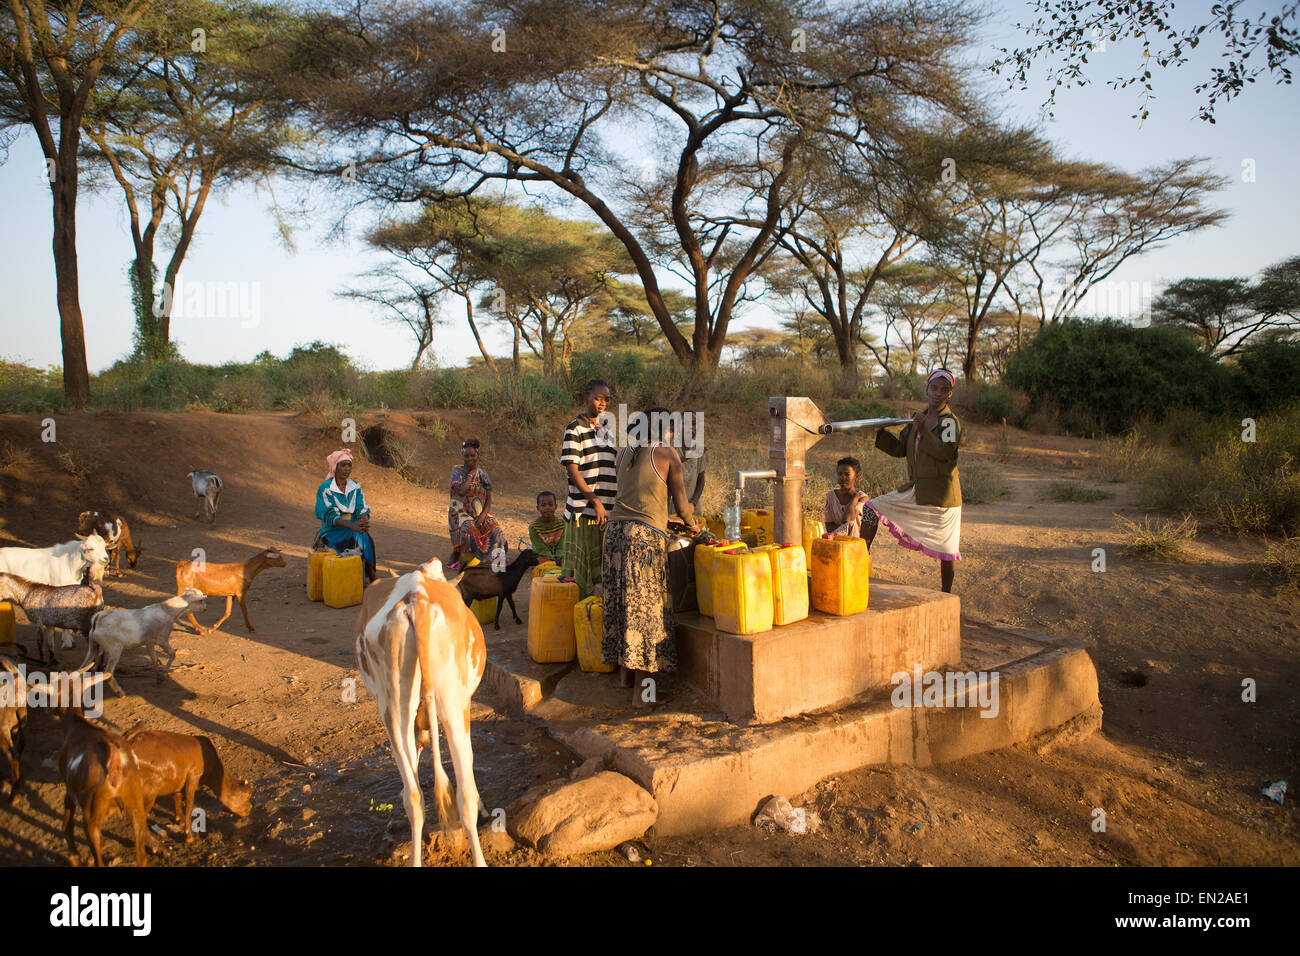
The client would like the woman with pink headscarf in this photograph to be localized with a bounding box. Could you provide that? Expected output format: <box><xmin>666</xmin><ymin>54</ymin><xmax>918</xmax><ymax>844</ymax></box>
<box><xmin>863</xmin><ymin>369</ymin><xmax>963</xmax><ymax>593</ymax></box>
<box><xmin>314</xmin><ymin>448</ymin><xmax>377</xmax><ymax>582</ymax></box>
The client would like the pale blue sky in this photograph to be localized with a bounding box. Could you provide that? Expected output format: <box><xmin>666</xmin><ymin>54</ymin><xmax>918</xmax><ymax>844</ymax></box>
<box><xmin>2</xmin><ymin>1</ymin><xmax>1297</xmax><ymax>374</ymax></box>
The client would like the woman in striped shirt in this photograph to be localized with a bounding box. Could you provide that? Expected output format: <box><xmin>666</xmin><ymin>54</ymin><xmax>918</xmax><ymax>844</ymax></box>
<box><xmin>560</xmin><ymin>380</ymin><xmax>617</xmax><ymax>599</ymax></box>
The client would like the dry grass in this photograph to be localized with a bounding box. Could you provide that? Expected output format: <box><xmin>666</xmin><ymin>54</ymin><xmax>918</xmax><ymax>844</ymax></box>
<box><xmin>960</xmin><ymin>463</ymin><xmax>1010</xmax><ymax>504</ymax></box>
<box><xmin>1096</xmin><ymin>431</ymin><xmax>1154</xmax><ymax>483</ymax></box>
<box><xmin>0</xmin><ymin>438</ymin><xmax>33</xmax><ymax>472</ymax></box>
<box><xmin>1045</xmin><ymin>482</ymin><xmax>1112</xmax><ymax>503</ymax></box>
<box><xmin>1114</xmin><ymin>513</ymin><xmax>1198</xmax><ymax>559</ymax></box>
<box><xmin>54</xmin><ymin>441</ymin><xmax>91</xmax><ymax>485</ymax></box>
<box><xmin>1262</xmin><ymin>537</ymin><xmax>1300</xmax><ymax>601</ymax></box>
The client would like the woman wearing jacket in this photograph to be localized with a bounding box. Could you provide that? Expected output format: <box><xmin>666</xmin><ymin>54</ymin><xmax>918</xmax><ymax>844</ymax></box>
<box><xmin>864</xmin><ymin>369</ymin><xmax>962</xmax><ymax>592</ymax></box>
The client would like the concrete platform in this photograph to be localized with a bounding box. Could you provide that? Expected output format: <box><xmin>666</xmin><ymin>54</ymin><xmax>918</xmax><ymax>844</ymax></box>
<box><xmin>676</xmin><ymin>581</ymin><xmax>961</xmax><ymax>722</ymax></box>
<box><xmin>482</xmin><ymin>615</ymin><xmax>1100</xmax><ymax>837</ymax></box>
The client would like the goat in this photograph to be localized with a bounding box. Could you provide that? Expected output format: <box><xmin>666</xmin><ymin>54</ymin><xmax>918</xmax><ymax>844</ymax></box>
<box><xmin>75</xmin><ymin>511</ymin><xmax>140</xmax><ymax>576</ymax></box>
<box><xmin>355</xmin><ymin>560</ymin><xmax>488</xmax><ymax>867</ymax></box>
<box><xmin>0</xmin><ymin>656</ymin><xmax>26</xmax><ymax>802</ymax></box>
<box><xmin>47</xmin><ymin>669</ymin><xmax>151</xmax><ymax>866</ymax></box>
<box><xmin>0</xmin><ymin>534</ymin><xmax>108</xmax><ymax>588</ymax></box>
<box><xmin>187</xmin><ymin>470</ymin><xmax>222</xmax><ymax>524</ymax></box>
<box><xmin>0</xmin><ymin>571</ymin><xmax>104</xmax><ymax>664</ymax></box>
<box><xmin>174</xmin><ymin>547</ymin><xmax>284</xmax><ymax>634</ymax></box>
<box><xmin>457</xmin><ymin>548</ymin><xmax>540</xmax><ymax>629</ymax></box>
<box><xmin>84</xmin><ymin>590</ymin><xmax>208</xmax><ymax>695</ymax></box>
<box><xmin>123</xmin><ymin>725</ymin><xmax>251</xmax><ymax>842</ymax></box>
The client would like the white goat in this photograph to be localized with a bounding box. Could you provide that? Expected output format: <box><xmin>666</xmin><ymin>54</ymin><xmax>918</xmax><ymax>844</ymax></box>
<box><xmin>187</xmin><ymin>471</ymin><xmax>223</xmax><ymax>524</ymax></box>
<box><xmin>83</xmin><ymin>589</ymin><xmax>208</xmax><ymax>695</ymax></box>
<box><xmin>0</xmin><ymin>535</ymin><xmax>108</xmax><ymax>588</ymax></box>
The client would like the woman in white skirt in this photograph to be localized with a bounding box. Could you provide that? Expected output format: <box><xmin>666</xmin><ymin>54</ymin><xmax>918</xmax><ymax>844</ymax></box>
<box><xmin>863</xmin><ymin>369</ymin><xmax>962</xmax><ymax>592</ymax></box>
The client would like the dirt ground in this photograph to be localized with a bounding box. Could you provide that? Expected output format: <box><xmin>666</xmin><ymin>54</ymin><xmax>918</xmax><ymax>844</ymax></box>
<box><xmin>0</xmin><ymin>405</ymin><xmax>1295</xmax><ymax>867</ymax></box>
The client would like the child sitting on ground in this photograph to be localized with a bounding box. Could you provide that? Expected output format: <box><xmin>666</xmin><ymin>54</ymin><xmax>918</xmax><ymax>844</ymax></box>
<box><xmin>825</xmin><ymin>457</ymin><xmax>871</xmax><ymax>538</ymax></box>
<box><xmin>528</xmin><ymin>491</ymin><xmax>566</xmax><ymax>563</ymax></box>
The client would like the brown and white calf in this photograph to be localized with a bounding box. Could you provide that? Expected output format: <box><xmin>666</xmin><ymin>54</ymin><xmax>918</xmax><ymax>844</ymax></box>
<box><xmin>174</xmin><ymin>547</ymin><xmax>284</xmax><ymax>633</ymax></box>
<box><xmin>75</xmin><ymin>511</ymin><xmax>140</xmax><ymax>576</ymax></box>
<box><xmin>123</xmin><ymin>725</ymin><xmax>251</xmax><ymax>842</ymax></box>
<box><xmin>355</xmin><ymin>559</ymin><xmax>488</xmax><ymax>867</ymax></box>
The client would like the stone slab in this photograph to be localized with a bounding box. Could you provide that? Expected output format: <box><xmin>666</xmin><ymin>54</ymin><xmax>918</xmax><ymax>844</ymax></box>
<box><xmin>482</xmin><ymin>635</ymin><xmax>574</xmax><ymax>713</ymax></box>
<box><xmin>547</xmin><ymin>620</ymin><xmax>1101</xmax><ymax>836</ymax></box>
<box><xmin>676</xmin><ymin>580</ymin><xmax>961</xmax><ymax>722</ymax></box>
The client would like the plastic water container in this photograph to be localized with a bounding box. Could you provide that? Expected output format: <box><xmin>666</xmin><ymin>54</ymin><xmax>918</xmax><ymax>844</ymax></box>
<box><xmin>801</xmin><ymin>518</ymin><xmax>825</xmax><ymax>564</ymax></box>
<box><xmin>712</xmin><ymin>547</ymin><xmax>774</xmax><ymax>635</ymax></box>
<box><xmin>323</xmin><ymin>552</ymin><xmax>365</xmax><ymax>608</ymax></box>
<box><xmin>573</xmin><ymin>596</ymin><xmax>613</xmax><ymax>673</ymax></box>
<box><xmin>533</xmin><ymin>561</ymin><xmax>560</xmax><ymax>578</ymax></box>
<box><xmin>810</xmin><ymin>535</ymin><xmax>870</xmax><ymax>616</ymax></box>
<box><xmin>704</xmin><ymin>514</ymin><xmax>726</xmax><ymax>540</ymax></box>
<box><xmin>764</xmin><ymin>543</ymin><xmax>809</xmax><ymax>626</ymax></box>
<box><xmin>741</xmin><ymin>509</ymin><xmax>774</xmax><ymax>547</ymax></box>
<box><xmin>0</xmin><ymin>602</ymin><xmax>14</xmax><ymax>647</ymax></box>
<box><xmin>694</xmin><ymin>540</ymin><xmax>734</xmax><ymax>617</ymax></box>
<box><xmin>527</xmin><ymin>576</ymin><xmax>578</xmax><ymax>663</ymax></box>
<box><xmin>471</xmin><ymin>597</ymin><xmax>498</xmax><ymax>625</ymax></box>
<box><xmin>307</xmin><ymin>550</ymin><xmax>328</xmax><ymax>602</ymax></box>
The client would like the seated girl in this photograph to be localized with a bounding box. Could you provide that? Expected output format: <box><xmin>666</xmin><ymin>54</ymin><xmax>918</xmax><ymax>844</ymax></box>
<box><xmin>314</xmin><ymin>449</ymin><xmax>377</xmax><ymax>583</ymax></box>
<box><xmin>448</xmin><ymin>438</ymin><xmax>507</xmax><ymax>571</ymax></box>
<box><xmin>825</xmin><ymin>456</ymin><xmax>871</xmax><ymax>537</ymax></box>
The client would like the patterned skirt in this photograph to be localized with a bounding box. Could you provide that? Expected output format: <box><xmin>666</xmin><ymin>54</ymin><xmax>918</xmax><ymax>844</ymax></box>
<box><xmin>600</xmin><ymin>520</ymin><xmax>675</xmax><ymax>673</ymax></box>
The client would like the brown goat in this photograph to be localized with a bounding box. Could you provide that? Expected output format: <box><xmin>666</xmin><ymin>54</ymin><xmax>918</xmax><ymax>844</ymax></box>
<box><xmin>51</xmin><ymin>671</ymin><xmax>150</xmax><ymax>866</ymax></box>
<box><xmin>123</xmin><ymin>726</ymin><xmax>251</xmax><ymax>842</ymax></box>
<box><xmin>75</xmin><ymin>511</ymin><xmax>140</xmax><ymax>576</ymax></box>
<box><xmin>175</xmin><ymin>547</ymin><xmax>285</xmax><ymax>633</ymax></box>
<box><xmin>0</xmin><ymin>656</ymin><xmax>27</xmax><ymax>802</ymax></box>
<box><xmin>456</xmin><ymin>549</ymin><xmax>540</xmax><ymax>629</ymax></box>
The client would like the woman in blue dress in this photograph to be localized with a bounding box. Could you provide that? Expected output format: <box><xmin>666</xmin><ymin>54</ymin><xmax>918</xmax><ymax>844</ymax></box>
<box><xmin>315</xmin><ymin>449</ymin><xmax>377</xmax><ymax>583</ymax></box>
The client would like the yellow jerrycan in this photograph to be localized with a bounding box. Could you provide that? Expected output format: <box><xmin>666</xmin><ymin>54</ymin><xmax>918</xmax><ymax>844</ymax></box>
<box><xmin>527</xmin><ymin>576</ymin><xmax>578</xmax><ymax>663</ymax></box>
<box><xmin>693</xmin><ymin>540</ymin><xmax>735</xmax><ymax>618</ymax></box>
<box><xmin>573</xmin><ymin>596</ymin><xmax>614</xmax><ymax>673</ymax></box>
<box><xmin>801</xmin><ymin>518</ymin><xmax>825</xmax><ymax>564</ymax></box>
<box><xmin>307</xmin><ymin>550</ymin><xmax>329</xmax><ymax>602</ymax></box>
<box><xmin>323</xmin><ymin>552</ymin><xmax>365</xmax><ymax>609</ymax></box>
<box><xmin>763</xmin><ymin>543</ymin><xmax>809</xmax><ymax>626</ymax></box>
<box><xmin>810</xmin><ymin>535</ymin><xmax>870</xmax><ymax>615</ymax></box>
<box><xmin>712</xmin><ymin>547</ymin><xmax>774</xmax><ymax>635</ymax></box>
<box><xmin>471</xmin><ymin>597</ymin><xmax>498</xmax><ymax>625</ymax></box>
<box><xmin>0</xmin><ymin>602</ymin><xmax>15</xmax><ymax>647</ymax></box>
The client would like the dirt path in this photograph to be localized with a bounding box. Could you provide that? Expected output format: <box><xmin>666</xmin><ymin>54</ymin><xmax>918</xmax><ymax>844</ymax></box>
<box><xmin>0</xmin><ymin>408</ymin><xmax>1295</xmax><ymax>866</ymax></box>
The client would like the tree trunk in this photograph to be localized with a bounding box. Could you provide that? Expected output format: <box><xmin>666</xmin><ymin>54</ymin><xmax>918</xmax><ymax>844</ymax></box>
<box><xmin>460</xmin><ymin>293</ymin><xmax>497</xmax><ymax>372</ymax></box>
<box><xmin>158</xmin><ymin>177</ymin><xmax>215</xmax><ymax>345</ymax></box>
<box><xmin>52</xmin><ymin>147</ymin><xmax>90</xmax><ymax>407</ymax></box>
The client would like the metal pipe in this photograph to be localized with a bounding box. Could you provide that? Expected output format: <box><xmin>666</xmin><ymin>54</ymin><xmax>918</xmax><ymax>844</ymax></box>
<box><xmin>817</xmin><ymin>417</ymin><xmax>913</xmax><ymax>435</ymax></box>
<box><xmin>735</xmin><ymin>468</ymin><xmax>778</xmax><ymax>492</ymax></box>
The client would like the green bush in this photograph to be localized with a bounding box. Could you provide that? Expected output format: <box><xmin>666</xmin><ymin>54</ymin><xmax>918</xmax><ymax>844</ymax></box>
<box><xmin>0</xmin><ymin>360</ymin><xmax>64</xmax><ymax>412</ymax></box>
<box><xmin>1006</xmin><ymin>318</ymin><xmax>1233</xmax><ymax>435</ymax></box>
<box><xmin>1232</xmin><ymin>334</ymin><xmax>1300</xmax><ymax>416</ymax></box>
<box><xmin>1139</xmin><ymin>402</ymin><xmax>1300</xmax><ymax>535</ymax></box>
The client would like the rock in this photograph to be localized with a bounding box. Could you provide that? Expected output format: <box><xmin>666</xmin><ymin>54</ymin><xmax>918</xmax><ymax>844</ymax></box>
<box><xmin>569</xmin><ymin>756</ymin><xmax>606</xmax><ymax>781</ymax></box>
<box><xmin>301</xmin><ymin>808</ymin><xmax>316</xmax><ymax>823</ymax></box>
<box><xmin>507</xmin><ymin>771</ymin><xmax>658</xmax><ymax>857</ymax></box>
<box><xmin>479</xmin><ymin>826</ymin><xmax>516</xmax><ymax>854</ymax></box>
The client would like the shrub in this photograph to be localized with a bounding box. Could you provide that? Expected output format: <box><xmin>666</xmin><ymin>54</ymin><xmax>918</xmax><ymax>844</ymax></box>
<box><xmin>1139</xmin><ymin>402</ymin><xmax>1300</xmax><ymax>535</ymax></box>
<box><xmin>0</xmin><ymin>438</ymin><xmax>34</xmax><ymax>472</ymax></box>
<box><xmin>1095</xmin><ymin>430</ymin><xmax>1155</xmax><ymax>483</ymax></box>
<box><xmin>1262</xmin><ymin>537</ymin><xmax>1300</xmax><ymax>600</ymax></box>
<box><xmin>1233</xmin><ymin>334</ymin><xmax>1300</xmax><ymax>416</ymax></box>
<box><xmin>1114</xmin><ymin>513</ymin><xmax>1197</xmax><ymax>558</ymax></box>
<box><xmin>211</xmin><ymin>376</ymin><xmax>270</xmax><ymax>414</ymax></box>
<box><xmin>0</xmin><ymin>360</ymin><xmax>63</xmax><ymax>413</ymax></box>
<box><xmin>959</xmin><ymin>463</ymin><xmax>1010</xmax><ymax>504</ymax></box>
<box><xmin>1006</xmin><ymin>318</ymin><xmax>1232</xmax><ymax>434</ymax></box>
<box><xmin>1045</xmin><ymin>482</ymin><xmax>1112</xmax><ymax>502</ymax></box>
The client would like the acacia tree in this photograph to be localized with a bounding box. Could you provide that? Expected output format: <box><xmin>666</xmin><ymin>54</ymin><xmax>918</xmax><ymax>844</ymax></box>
<box><xmin>280</xmin><ymin>0</ymin><xmax>983</xmax><ymax>372</ymax></box>
<box><xmin>1</xmin><ymin>0</ymin><xmax>161</xmax><ymax>405</ymax></box>
<box><xmin>1153</xmin><ymin>256</ymin><xmax>1300</xmax><ymax>356</ymax></box>
<box><xmin>867</xmin><ymin>261</ymin><xmax>964</xmax><ymax>377</ymax></box>
<box><xmin>81</xmin><ymin>0</ymin><xmax>301</xmax><ymax>356</ymax></box>
<box><xmin>336</xmin><ymin>268</ymin><xmax>442</xmax><ymax>370</ymax></box>
<box><xmin>993</xmin><ymin>1</ymin><xmax>1300</xmax><ymax>122</ymax></box>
